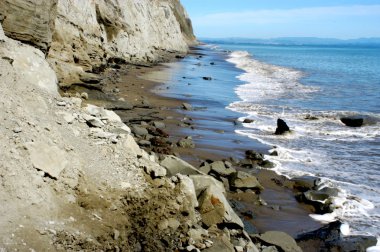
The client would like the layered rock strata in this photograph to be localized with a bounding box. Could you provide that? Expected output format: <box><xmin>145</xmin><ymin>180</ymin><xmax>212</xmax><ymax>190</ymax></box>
<box><xmin>0</xmin><ymin>0</ymin><xmax>196</xmax><ymax>86</ymax></box>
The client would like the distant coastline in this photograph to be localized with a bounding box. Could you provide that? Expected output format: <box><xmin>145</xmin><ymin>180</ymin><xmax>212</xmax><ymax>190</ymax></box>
<box><xmin>200</xmin><ymin>37</ymin><xmax>380</xmax><ymax>46</ymax></box>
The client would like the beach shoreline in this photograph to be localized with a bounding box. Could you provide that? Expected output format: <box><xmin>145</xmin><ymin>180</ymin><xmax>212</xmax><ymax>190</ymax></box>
<box><xmin>67</xmin><ymin>49</ymin><xmax>322</xmax><ymax>235</ymax></box>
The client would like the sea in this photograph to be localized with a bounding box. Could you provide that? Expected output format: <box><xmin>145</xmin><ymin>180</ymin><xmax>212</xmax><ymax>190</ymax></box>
<box><xmin>150</xmin><ymin>39</ymin><xmax>380</xmax><ymax>238</ymax></box>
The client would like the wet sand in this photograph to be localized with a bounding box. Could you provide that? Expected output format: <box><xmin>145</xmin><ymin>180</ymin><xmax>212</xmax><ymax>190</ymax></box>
<box><xmin>68</xmin><ymin>52</ymin><xmax>323</xmax><ymax>237</ymax></box>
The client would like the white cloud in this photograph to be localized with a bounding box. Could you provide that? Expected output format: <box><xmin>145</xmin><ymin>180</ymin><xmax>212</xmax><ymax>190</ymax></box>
<box><xmin>192</xmin><ymin>5</ymin><xmax>380</xmax><ymax>26</ymax></box>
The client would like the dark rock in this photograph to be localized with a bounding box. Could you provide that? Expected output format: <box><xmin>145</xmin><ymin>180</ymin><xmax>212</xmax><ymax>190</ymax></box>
<box><xmin>341</xmin><ymin>117</ymin><xmax>364</xmax><ymax>127</ymax></box>
<box><xmin>305</xmin><ymin>114</ymin><xmax>318</xmax><ymax>120</ymax></box>
<box><xmin>210</xmin><ymin>62</ymin><xmax>215</xmax><ymax>65</ymax></box>
<box><xmin>245</xmin><ymin>150</ymin><xmax>264</xmax><ymax>162</ymax></box>
<box><xmin>291</xmin><ymin>175</ymin><xmax>320</xmax><ymax>192</ymax></box>
<box><xmin>243</xmin><ymin>119</ymin><xmax>254</xmax><ymax>123</ymax></box>
<box><xmin>275</xmin><ymin>118</ymin><xmax>290</xmax><ymax>135</ymax></box>
<box><xmin>260</xmin><ymin>160</ymin><xmax>275</xmax><ymax>168</ymax></box>
<box><xmin>269</xmin><ymin>150</ymin><xmax>278</xmax><ymax>156</ymax></box>
<box><xmin>202</xmin><ymin>76</ymin><xmax>212</xmax><ymax>81</ymax></box>
<box><xmin>296</xmin><ymin>221</ymin><xmax>377</xmax><ymax>252</ymax></box>
<box><xmin>296</xmin><ymin>187</ymin><xmax>340</xmax><ymax>214</ymax></box>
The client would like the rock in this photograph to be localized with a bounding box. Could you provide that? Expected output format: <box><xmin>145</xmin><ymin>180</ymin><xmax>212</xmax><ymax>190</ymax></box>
<box><xmin>269</xmin><ymin>151</ymin><xmax>278</xmax><ymax>156</ymax></box>
<box><xmin>177</xmin><ymin>136</ymin><xmax>195</xmax><ymax>148</ymax></box>
<box><xmin>178</xmin><ymin>174</ymin><xmax>199</xmax><ymax>220</ymax></box>
<box><xmin>132</xmin><ymin>125</ymin><xmax>149</xmax><ymax>136</ymax></box>
<box><xmin>341</xmin><ymin>117</ymin><xmax>364</xmax><ymax>127</ymax></box>
<box><xmin>144</xmin><ymin>163</ymin><xmax>167</xmax><ymax>178</ymax></box>
<box><xmin>229</xmin><ymin>172</ymin><xmax>264</xmax><ymax>192</ymax></box>
<box><xmin>120</xmin><ymin>134</ymin><xmax>142</xmax><ymax>156</ymax></box>
<box><xmin>105</xmin><ymin>101</ymin><xmax>133</xmax><ymax>111</ymax></box>
<box><xmin>79</xmin><ymin>73</ymin><xmax>102</xmax><ymax>84</ymax></box>
<box><xmin>138</xmin><ymin>140</ymin><xmax>151</xmax><ymax>147</ymax></box>
<box><xmin>245</xmin><ymin>150</ymin><xmax>264</xmax><ymax>162</ymax></box>
<box><xmin>13</xmin><ymin>127</ymin><xmax>22</xmax><ymax>133</ymax></box>
<box><xmin>198</xmin><ymin>184</ymin><xmax>244</xmax><ymax>228</ymax></box>
<box><xmin>274</xmin><ymin>118</ymin><xmax>290</xmax><ymax>135</ymax></box>
<box><xmin>188</xmin><ymin>228</ymin><xmax>208</xmax><ymax>243</ymax></box>
<box><xmin>25</xmin><ymin>142</ymin><xmax>68</xmax><ymax>179</ymax></box>
<box><xmin>182</xmin><ymin>103</ymin><xmax>192</xmax><ymax>110</ymax></box>
<box><xmin>81</xmin><ymin>92</ymin><xmax>89</xmax><ymax>100</ymax></box>
<box><xmin>291</xmin><ymin>175</ymin><xmax>320</xmax><ymax>191</ymax></box>
<box><xmin>167</xmin><ymin>218</ymin><xmax>180</xmax><ymax>230</ymax></box>
<box><xmin>209</xmin><ymin>161</ymin><xmax>236</xmax><ymax>177</ymax></box>
<box><xmin>296</xmin><ymin>221</ymin><xmax>377</xmax><ymax>252</ymax></box>
<box><xmin>202</xmin><ymin>77</ymin><xmax>212</xmax><ymax>81</ymax></box>
<box><xmin>0</xmin><ymin>23</ymin><xmax>5</xmax><ymax>40</ymax></box>
<box><xmin>0</xmin><ymin>0</ymin><xmax>57</xmax><ymax>52</ymax></box>
<box><xmin>203</xmin><ymin>236</ymin><xmax>234</xmax><ymax>252</ymax></box>
<box><xmin>160</xmin><ymin>155</ymin><xmax>201</xmax><ymax>176</ymax></box>
<box><xmin>152</xmin><ymin>121</ymin><xmax>165</xmax><ymax>129</ymax></box>
<box><xmin>198</xmin><ymin>162</ymin><xmax>211</xmax><ymax>174</ymax></box>
<box><xmin>255</xmin><ymin>231</ymin><xmax>302</xmax><ymax>252</ymax></box>
<box><xmin>243</xmin><ymin>119</ymin><xmax>254</xmax><ymax>123</ymax></box>
<box><xmin>190</xmin><ymin>175</ymin><xmax>225</xmax><ymax>197</ymax></box>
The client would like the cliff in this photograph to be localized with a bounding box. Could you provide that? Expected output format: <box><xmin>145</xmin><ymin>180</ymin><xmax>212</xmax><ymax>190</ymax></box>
<box><xmin>0</xmin><ymin>0</ymin><xmax>196</xmax><ymax>86</ymax></box>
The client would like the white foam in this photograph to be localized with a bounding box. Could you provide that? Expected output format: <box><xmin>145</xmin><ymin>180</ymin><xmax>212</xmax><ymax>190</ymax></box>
<box><xmin>227</xmin><ymin>51</ymin><xmax>318</xmax><ymax>103</ymax></box>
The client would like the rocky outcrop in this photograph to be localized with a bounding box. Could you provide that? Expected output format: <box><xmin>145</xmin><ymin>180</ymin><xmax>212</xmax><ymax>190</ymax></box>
<box><xmin>0</xmin><ymin>0</ymin><xmax>196</xmax><ymax>86</ymax></box>
<box><xmin>0</xmin><ymin>0</ymin><xmax>58</xmax><ymax>52</ymax></box>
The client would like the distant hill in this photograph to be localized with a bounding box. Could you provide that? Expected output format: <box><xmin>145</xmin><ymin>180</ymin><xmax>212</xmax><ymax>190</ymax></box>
<box><xmin>201</xmin><ymin>37</ymin><xmax>380</xmax><ymax>46</ymax></box>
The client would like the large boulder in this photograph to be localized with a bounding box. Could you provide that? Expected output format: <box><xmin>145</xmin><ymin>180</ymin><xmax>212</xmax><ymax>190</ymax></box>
<box><xmin>190</xmin><ymin>174</ymin><xmax>225</xmax><ymax>197</ymax></box>
<box><xmin>254</xmin><ymin>231</ymin><xmax>302</xmax><ymax>252</ymax></box>
<box><xmin>296</xmin><ymin>221</ymin><xmax>377</xmax><ymax>252</ymax></box>
<box><xmin>209</xmin><ymin>161</ymin><xmax>236</xmax><ymax>177</ymax></box>
<box><xmin>229</xmin><ymin>171</ymin><xmax>264</xmax><ymax>192</ymax></box>
<box><xmin>198</xmin><ymin>184</ymin><xmax>244</xmax><ymax>228</ymax></box>
<box><xmin>291</xmin><ymin>175</ymin><xmax>321</xmax><ymax>192</ymax></box>
<box><xmin>341</xmin><ymin>117</ymin><xmax>364</xmax><ymax>127</ymax></box>
<box><xmin>160</xmin><ymin>155</ymin><xmax>202</xmax><ymax>177</ymax></box>
<box><xmin>275</xmin><ymin>118</ymin><xmax>290</xmax><ymax>135</ymax></box>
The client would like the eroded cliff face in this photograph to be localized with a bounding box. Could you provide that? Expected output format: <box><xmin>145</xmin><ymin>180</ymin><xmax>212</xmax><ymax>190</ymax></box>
<box><xmin>0</xmin><ymin>0</ymin><xmax>196</xmax><ymax>86</ymax></box>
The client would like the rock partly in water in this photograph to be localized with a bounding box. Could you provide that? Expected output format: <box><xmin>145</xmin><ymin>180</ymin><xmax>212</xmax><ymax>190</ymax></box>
<box><xmin>274</xmin><ymin>118</ymin><xmax>290</xmax><ymax>135</ymax></box>
<box><xmin>341</xmin><ymin>117</ymin><xmax>364</xmax><ymax>127</ymax></box>
<box><xmin>296</xmin><ymin>221</ymin><xmax>377</xmax><ymax>252</ymax></box>
<box><xmin>177</xmin><ymin>136</ymin><xmax>195</xmax><ymax>148</ymax></box>
<box><xmin>243</xmin><ymin>119</ymin><xmax>254</xmax><ymax>123</ymax></box>
<box><xmin>182</xmin><ymin>103</ymin><xmax>192</xmax><ymax>110</ymax></box>
<box><xmin>291</xmin><ymin>175</ymin><xmax>321</xmax><ymax>192</ymax></box>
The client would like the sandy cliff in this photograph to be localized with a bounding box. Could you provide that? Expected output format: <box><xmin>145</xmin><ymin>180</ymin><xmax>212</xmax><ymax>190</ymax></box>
<box><xmin>0</xmin><ymin>0</ymin><xmax>196</xmax><ymax>86</ymax></box>
<box><xmin>0</xmin><ymin>2</ymin><xmax>261</xmax><ymax>251</ymax></box>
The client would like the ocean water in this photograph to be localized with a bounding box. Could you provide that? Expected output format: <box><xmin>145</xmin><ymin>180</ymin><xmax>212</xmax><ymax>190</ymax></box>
<box><xmin>212</xmin><ymin>40</ymin><xmax>380</xmax><ymax>237</ymax></box>
<box><xmin>148</xmin><ymin>40</ymin><xmax>380</xmax><ymax>237</ymax></box>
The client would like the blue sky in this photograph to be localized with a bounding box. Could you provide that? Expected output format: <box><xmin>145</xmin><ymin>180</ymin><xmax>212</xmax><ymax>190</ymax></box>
<box><xmin>181</xmin><ymin>0</ymin><xmax>380</xmax><ymax>39</ymax></box>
